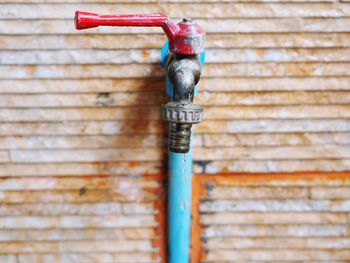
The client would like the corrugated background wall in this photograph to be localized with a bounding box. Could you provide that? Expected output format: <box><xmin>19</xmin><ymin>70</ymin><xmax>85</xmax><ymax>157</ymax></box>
<box><xmin>0</xmin><ymin>0</ymin><xmax>349</xmax><ymax>262</ymax></box>
<box><xmin>1</xmin><ymin>1</ymin><xmax>350</xmax><ymax>174</ymax></box>
<box><xmin>193</xmin><ymin>173</ymin><xmax>350</xmax><ymax>262</ymax></box>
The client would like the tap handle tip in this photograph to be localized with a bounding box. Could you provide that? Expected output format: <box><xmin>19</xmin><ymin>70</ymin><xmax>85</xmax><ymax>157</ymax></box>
<box><xmin>74</xmin><ymin>11</ymin><xmax>100</xmax><ymax>30</ymax></box>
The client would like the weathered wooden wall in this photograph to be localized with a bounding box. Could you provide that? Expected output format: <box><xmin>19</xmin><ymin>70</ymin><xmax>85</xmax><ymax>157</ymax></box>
<box><xmin>1</xmin><ymin>1</ymin><xmax>350</xmax><ymax>174</ymax></box>
<box><xmin>0</xmin><ymin>175</ymin><xmax>166</xmax><ymax>263</ymax></box>
<box><xmin>193</xmin><ymin>173</ymin><xmax>350</xmax><ymax>262</ymax></box>
<box><xmin>0</xmin><ymin>0</ymin><xmax>349</xmax><ymax>262</ymax></box>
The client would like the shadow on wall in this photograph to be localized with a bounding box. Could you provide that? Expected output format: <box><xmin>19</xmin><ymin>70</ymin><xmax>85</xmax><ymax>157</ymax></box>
<box><xmin>91</xmin><ymin>63</ymin><xmax>169</xmax><ymax>175</ymax></box>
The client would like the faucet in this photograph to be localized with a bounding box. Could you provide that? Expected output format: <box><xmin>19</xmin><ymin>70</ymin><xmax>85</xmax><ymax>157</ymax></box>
<box><xmin>74</xmin><ymin>11</ymin><xmax>205</xmax><ymax>153</ymax></box>
<box><xmin>74</xmin><ymin>12</ymin><xmax>206</xmax><ymax>263</ymax></box>
<box><xmin>163</xmin><ymin>50</ymin><xmax>203</xmax><ymax>153</ymax></box>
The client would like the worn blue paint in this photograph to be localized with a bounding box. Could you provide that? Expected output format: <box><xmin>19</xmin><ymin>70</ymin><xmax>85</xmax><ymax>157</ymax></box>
<box><xmin>162</xmin><ymin>41</ymin><xmax>205</xmax><ymax>263</ymax></box>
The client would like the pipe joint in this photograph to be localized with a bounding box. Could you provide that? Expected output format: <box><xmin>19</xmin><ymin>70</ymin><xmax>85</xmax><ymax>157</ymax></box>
<box><xmin>162</xmin><ymin>55</ymin><xmax>203</xmax><ymax>153</ymax></box>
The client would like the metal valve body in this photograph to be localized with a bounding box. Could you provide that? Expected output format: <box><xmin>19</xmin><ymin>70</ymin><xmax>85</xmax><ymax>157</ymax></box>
<box><xmin>162</xmin><ymin>52</ymin><xmax>203</xmax><ymax>153</ymax></box>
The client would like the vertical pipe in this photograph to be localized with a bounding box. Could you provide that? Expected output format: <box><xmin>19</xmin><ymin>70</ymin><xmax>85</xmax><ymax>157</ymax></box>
<box><xmin>168</xmin><ymin>148</ymin><xmax>193</xmax><ymax>263</ymax></box>
<box><xmin>163</xmin><ymin>41</ymin><xmax>193</xmax><ymax>263</ymax></box>
<box><xmin>162</xmin><ymin>41</ymin><xmax>205</xmax><ymax>263</ymax></box>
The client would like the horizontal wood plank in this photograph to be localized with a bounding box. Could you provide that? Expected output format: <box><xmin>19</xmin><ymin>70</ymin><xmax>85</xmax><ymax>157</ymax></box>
<box><xmin>0</xmin><ymin>162</ymin><xmax>163</xmax><ymax>176</ymax></box>
<box><xmin>203</xmin><ymin>224</ymin><xmax>349</xmax><ymax>238</ymax></box>
<box><xmin>0</xmin><ymin>240</ymin><xmax>154</xmax><ymax>254</ymax></box>
<box><xmin>0</xmin><ymin>91</ymin><xmax>349</xmax><ymax>107</ymax></box>
<box><xmin>3</xmin><ymin>145</ymin><xmax>350</xmax><ymax>163</ymax></box>
<box><xmin>10</xmin><ymin>148</ymin><xmax>164</xmax><ymax>162</ymax></box>
<box><xmin>203</xmin><ymin>133</ymin><xmax>350</xmax><ymax>147</ymax></box>
<box><xmin>0</xmin><ymin>228</ymin><xmax>155</xmax><ymax>242</ymax></box>
<box><xmin>194</xmin><ymin>145</ymin><xmax>350</xmax><ymax>160</ymax></box>
<box><xmin>2</xmin><ymin>48</ymin><xmax>350</xmax><ymax>65</ymax></box>
<box><xmin>201</xmin><ymin>212</ymin><xmax>347</xmax><ymax>225</ymax></box>
<box><xmin>205</xmin><ymin>249</ymin><xmax>350</xmax><ymax>261</ymax></box>
<box><xmin>1</xmin><ymin>63</ymin><xmax>350</xmax><ymax>79</ymax></box>
<box><xmin>0</xmin><ymin>215</ymin><xmax>157</xmax><ymax>228</ymax></box>
<box><xmin>0</xmin><ymin>202</ymin><xmax>155</xmax><ymax>216</ymax></box>
<box><xmin>200</xmin><ymin>199</ymin><xmax>350</xmax><ymax>213</ymax></box>
<box><xmin>0</xmin><ymin>105</ymin><xmax>349</xmax><ymax>122</ymax></box>
<box><xmin>2</xmin><ymin>77</ymin><xmax>350</xmax><ymax>93</ymax></box>
<box><xmin>2</xmin><ymin>33</ymin><xmax>350</xmax><ymax>50</ymax></box>
<box><xmin>17</xmin><ymin>253</ymin><xmax>157</xmax><ymax>263</ymax></box>
<box><xmin>194</xmin><ymin>160</ymin><xmax>350</xmax><ymax>173</ymax></box>
<box><xmin>0</xmin><ymin>177</ymin><xmax>159</xmax><ymax>190</ymax></box>
<box><xmin>1</xmin><ymin>119</ymin><xmax>350</xmax><ymax>136</ymax></box>
<box><xmin>206</xmin><ymin>237</ymin><xmax>350</xmax><ymax>249</ymax></box>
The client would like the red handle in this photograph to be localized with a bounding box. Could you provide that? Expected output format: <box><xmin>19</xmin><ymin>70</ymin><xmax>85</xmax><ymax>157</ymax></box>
<box><xmin>74</xmin><ymin>11</ymin><xmax>205</xmax><ymax>55</ymax></box>
<box><xmin>75</xmin><ymin>11</ymin><xmax>179</xmax><ymax>42</ymax></box>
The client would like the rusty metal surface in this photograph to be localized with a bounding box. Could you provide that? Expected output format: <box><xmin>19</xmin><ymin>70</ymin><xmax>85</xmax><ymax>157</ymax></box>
<box><xmin>162</xmin><ymin>54</ymin><xmax>203</xmax><ymax>153</ymax></box>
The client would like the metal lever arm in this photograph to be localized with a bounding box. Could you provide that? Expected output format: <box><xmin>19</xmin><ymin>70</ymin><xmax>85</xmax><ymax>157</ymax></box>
<box><xmin>74</xmin><ymin>11</ymin><xmax>205</xmax><ymax>55</ymax></box>
<box><xmin>75</xmin><ymin>11</ymin><xmax>179</xmax><ymax>43</ymax></box>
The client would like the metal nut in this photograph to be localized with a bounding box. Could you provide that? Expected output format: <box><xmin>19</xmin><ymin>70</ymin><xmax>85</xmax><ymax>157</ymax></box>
<box><xmin>162</xmin><ymin>101</ymin><xmax>203</xmax><ymax>124</ymax></box>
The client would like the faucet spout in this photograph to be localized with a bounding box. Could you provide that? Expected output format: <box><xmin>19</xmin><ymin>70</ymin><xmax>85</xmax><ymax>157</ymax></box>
<box><xmin>173</xmin><ymin>70</ymin><xmax>195</xmax><ymax>101</ymax></box>
<box><xmin>162</xmin><ymin>54</ymin><xmax>203</xmax><ymax>153</ymax></box>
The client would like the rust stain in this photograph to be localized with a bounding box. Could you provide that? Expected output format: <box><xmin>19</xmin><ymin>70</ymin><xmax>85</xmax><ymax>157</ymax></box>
<box><xmin>142</xmin><ymin>50</ymin><xmax>151</xmax><ymax>59</ymax></box>
<box><xmin>127</xmin><ymin>161</ymin><xmax>139</xmax><ymax>168</ymax></box>
<box><xmin>95</xmin><ymin>179</ymin><xmax>109</xmax><ymax>188</ymax></box>
<box><xmin>142</xmin><ymin>173</ymin><xmax>164</xmax><ymax>181</ymax></box>
<box><xmin>195</xmin><ymin>172</ymin><xmax>350</xmax><ymax>186</ymax></box>
<box><xmin>25</xmin><ymin>65</ymin><xmax>37</xmax><ymax>76</ymax></box>
<box><xmin>190</xmin><ymin>175</ymin><xmax>207</xmax><ymax>263</ymax></box>
<box><xmin>148</xmin><ymin>174</ymin><xmax>168</xmax><ymax>263</ymax></box>
<box><xmin>152</xmin><ymin>176</ymin><xmax>167</xmax><ymax>263</ymax></box>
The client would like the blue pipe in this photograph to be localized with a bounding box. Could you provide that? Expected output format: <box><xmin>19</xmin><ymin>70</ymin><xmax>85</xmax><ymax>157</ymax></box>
<box><xmin>168</xmin><ymin>150</ymin><xmax>193</xmax><ymax>262</ymax></box>
<box><xmin>161</xmin><ymin>42</ymin><xmax>205</xmax><ymax>263</ymax></box>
